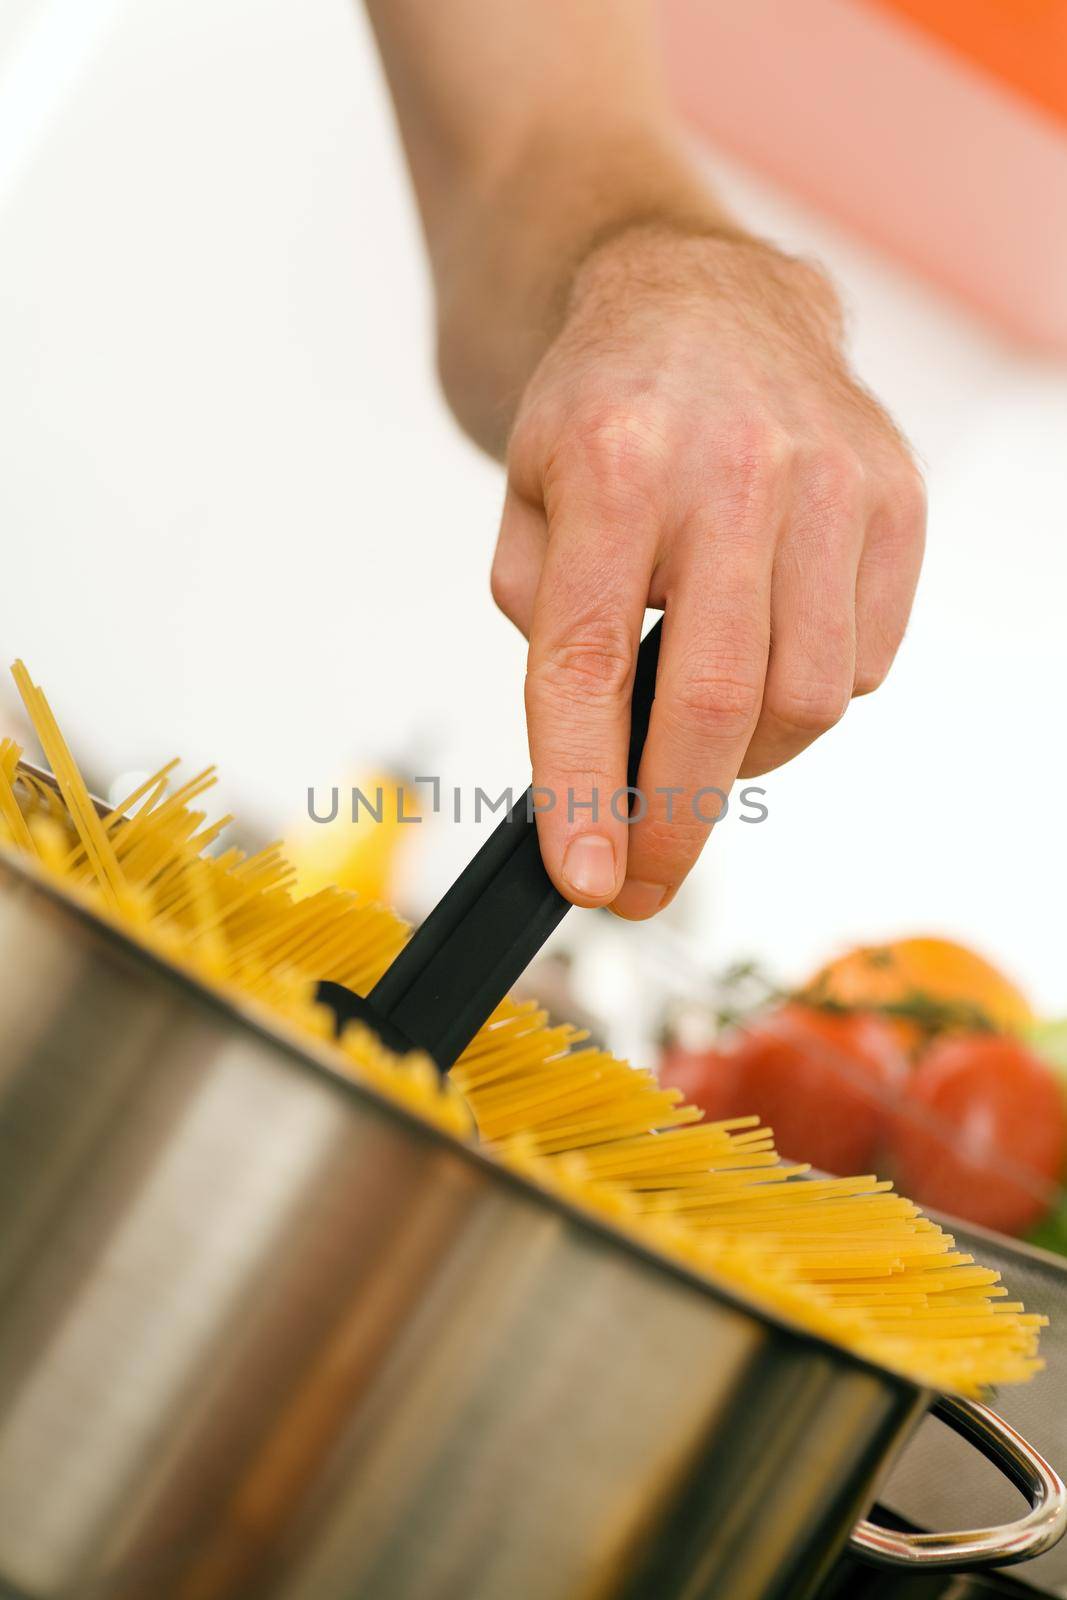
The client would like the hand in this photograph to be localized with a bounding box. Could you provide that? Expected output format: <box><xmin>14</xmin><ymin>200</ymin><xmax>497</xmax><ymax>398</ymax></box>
<box><xmin>491</xmin><ymin>227</ymin><xmax>926</xmax><ymax>918</ymax></box>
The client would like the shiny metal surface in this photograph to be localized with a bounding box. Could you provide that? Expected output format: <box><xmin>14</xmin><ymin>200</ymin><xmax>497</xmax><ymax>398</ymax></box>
<box><xmin>852</xmin><ymin>1397</ymin><xmax>1066</xmax><ymax>1570</ymax></box>
<box><xmin>876</xmin><ymin>1226</ymin><xmax>1067</xmax><ymax>1597</ymax></box>
<box><xmin>819</xmin><ymin>1547</ymin><xmax>1043</xmax><ymax>1599</ymax></box>
<box><xmin>0</xmin><ymin>848</ymin><xmax>1057</xmax><ymax>1600</ymax></box>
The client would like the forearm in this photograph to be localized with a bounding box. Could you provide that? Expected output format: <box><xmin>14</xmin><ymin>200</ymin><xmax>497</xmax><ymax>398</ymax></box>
<box><xmin>363</xmin><ymin>0</ymin><xmax>741</xmax><ymax>454</ymax></box>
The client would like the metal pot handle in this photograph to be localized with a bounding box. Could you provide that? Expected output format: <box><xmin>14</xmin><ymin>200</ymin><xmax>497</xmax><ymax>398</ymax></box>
<box><xmin>850</xmin><ymin>1395</ymin><xmax>1067</xmax><ymax>1571</ymax></box>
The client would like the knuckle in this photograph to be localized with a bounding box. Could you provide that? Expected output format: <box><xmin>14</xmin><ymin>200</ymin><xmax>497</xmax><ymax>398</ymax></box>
<box><xmin>489</xmin><ymin>558</ymin><xmax>524</xmax><ymax>623</ymax></box>
<box><xmin>625</xmin><ymin>841</ymin><xmax>696</xmax><ymax>895</ymax></box>
<box><xmin>673</xmin><ymin>671</ymin><xmax>763</xmax><ymax>741</ymax></box>
<box><xmin>716</xmin><ymin>415</ymin><xmax>793</xmax><ymax>501</ymax></box>
<box><xmin>566</xmin><ymin>403</ymin><xmax>669</xmax><ymax>486</ymax></box>
<box><xmin>506</xmin><ymin>400</ymin><xmax>557</xmax><ymax>497</ymax></box>
<box><xmin>854</xmin><ymin>618</ymin><xmax>904</xmax><ymax>695</ymax></box>
<box><xmin>800</xmin><ymin>446</ymin><xmax>867</xmax><ymax>524</ymax></box>
<box><xmin>638</xmin><ymin>814</ymin><xmax>707</xmax><ymax>863</ymax></box>
<box><xmin>769</xmin><ymin>677</ymin><xmax>850</xmax><ymax>735</ymax></box>
<box><xmin>889</xmin><ymin>461</ymin><xmax>928</xmax><ymax>533</ymax></box>
<box><xmin>509</xmin><ymin>394</ymin><xmax>555</xmax><ymax>459</ymax></box>
<box><xmin>531</xmin><ymin>620</ymin><xmax>635</xmax><ymax>705</ymax></box>
<box><xmin>853</xmin><ymin>661</ymin><xmax>890</xmax><ymax>697</ymax></box>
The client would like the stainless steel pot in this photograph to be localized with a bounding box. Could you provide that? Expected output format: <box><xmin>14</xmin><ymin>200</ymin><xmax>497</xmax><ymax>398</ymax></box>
<box><xmin>0</xmin><ymin>848</ymin><xmax>1061</xmax><ymax>1600</ymax></box>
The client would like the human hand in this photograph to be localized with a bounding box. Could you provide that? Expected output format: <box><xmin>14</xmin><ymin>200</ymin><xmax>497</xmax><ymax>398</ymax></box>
<box><xmin>491</xmin><ymin>227</ymin><xmax>926</xmax><ymax>918</ymax></box>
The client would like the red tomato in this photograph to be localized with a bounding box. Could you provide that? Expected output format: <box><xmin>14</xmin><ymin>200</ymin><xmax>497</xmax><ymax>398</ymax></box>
<box><xmin>657</xmin><ymin>1042</ymin><xmax>741</xmax><ymax>1126</ymax></box>
<box><xmin>660</xmin><ymin>1004</ymin><xmax>907</xmax><ymax>1174</ymax></box>
<box><xmin>886</xmin><ymin>1035</ymin><xmax>1066</xmax><ymax>1234</ymax></box>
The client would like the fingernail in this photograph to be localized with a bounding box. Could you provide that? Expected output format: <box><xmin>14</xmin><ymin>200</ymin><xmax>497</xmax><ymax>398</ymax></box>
<box><xmin>612</xmin><ymin>879</ymin><xmax>669</xmax><ymax>919</ymax></box>
<box><xmin>562</xmin><ymin>835</ymin><xmax>617</xmax><ymax>901</ymax></box>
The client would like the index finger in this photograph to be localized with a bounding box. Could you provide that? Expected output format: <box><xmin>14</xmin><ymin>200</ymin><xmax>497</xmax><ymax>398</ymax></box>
<box><xmin>612</xmin><ymin>520</ymin><xmax>774</xmax><ymax>919</ymax></box>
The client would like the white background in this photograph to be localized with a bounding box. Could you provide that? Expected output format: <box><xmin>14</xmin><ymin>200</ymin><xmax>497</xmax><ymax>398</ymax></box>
<box><xmin>0</xmin><ymin>0</ymin><xmax>1063</xmax><ymax>1045</ymax></box>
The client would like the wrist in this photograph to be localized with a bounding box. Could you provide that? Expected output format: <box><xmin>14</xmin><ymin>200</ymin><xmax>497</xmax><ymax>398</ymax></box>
<box><xmin>433</xmin><ymin>124</ymin><xmax>741</xmax><ymax>456</ymax></box>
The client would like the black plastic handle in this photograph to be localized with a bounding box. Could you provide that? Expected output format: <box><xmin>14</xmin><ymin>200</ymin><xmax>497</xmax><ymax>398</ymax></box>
<box><xmin>319</xmin><ymin>618</ymin><xmax>662</xmax><ymax>1070</ymax></box>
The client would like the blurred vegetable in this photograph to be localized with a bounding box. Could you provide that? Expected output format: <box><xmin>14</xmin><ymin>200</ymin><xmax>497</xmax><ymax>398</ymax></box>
<box><xmin>887</xmin><ymin>1035</ymin><xmax>1065</xmax><ymax>1234</ymax></box>
<box><xmin>660</xmin><ymin>1003</ymin><xmax>906</xmax><ymax>1175</ymax></box>
<box><xmin>1027</xmin><ymin>1193</ymin><xmax>1067</xmax><ymax>1257</ymax></box>
<box><xmin>288</xmin><ymin>769</ymin><xmax>416</xmax><ymax>904</ymax></box>
<box><xmin>802</xmin><ymin>936</ymin><xmax>1033</xmax><ymax>1047</ymax></box>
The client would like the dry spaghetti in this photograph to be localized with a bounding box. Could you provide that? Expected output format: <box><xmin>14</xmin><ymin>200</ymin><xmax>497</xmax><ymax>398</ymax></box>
<box><xmin>0</xmin><ymin>663</ymin><xmax>1045</xmax><ymax>1396</ymax></box>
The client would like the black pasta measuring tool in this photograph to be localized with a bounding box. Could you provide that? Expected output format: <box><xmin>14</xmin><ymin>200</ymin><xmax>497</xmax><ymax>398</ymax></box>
<box><xmin>318</xmin><ymin>620</ymin><xmax>662</xmax><ymax>1072</ymax></box>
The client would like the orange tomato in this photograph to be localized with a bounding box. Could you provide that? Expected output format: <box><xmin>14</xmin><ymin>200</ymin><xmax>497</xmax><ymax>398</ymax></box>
<box><xmin>803</xmin><ymin>936</ymin><xmax>1033</xmax><ymax>1045</ymax></box>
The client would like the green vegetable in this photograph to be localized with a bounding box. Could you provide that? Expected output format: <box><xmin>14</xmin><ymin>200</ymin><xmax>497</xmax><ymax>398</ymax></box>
<box><xmin>1025</xmin><ymin>1020</ymin><xmax>1067</xmax><ymax>1254</ymax></box>
<box><xmin>1030</xmin><ymin>1018</ymin><xmax>1067</xmax><ymax>1077</ymax></box>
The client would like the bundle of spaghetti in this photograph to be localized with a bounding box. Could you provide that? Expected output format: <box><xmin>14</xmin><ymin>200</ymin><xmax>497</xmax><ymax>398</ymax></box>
<box><xmin>455</xmin><ymin>1014</ymin><xmax>1044</xmax><ymax>1390</ymax></box>
<box><xmin>0</xmin><ymin>662</ymin><xmax>1046</xmax><ymax>1396</ymax></box>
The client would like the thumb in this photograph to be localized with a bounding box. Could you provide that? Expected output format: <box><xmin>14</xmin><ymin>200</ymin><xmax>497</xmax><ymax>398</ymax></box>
<box><xmin>525</xmin><ymin>503</ymin><xmax>655</xmax><ymax>909</ymax></box>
